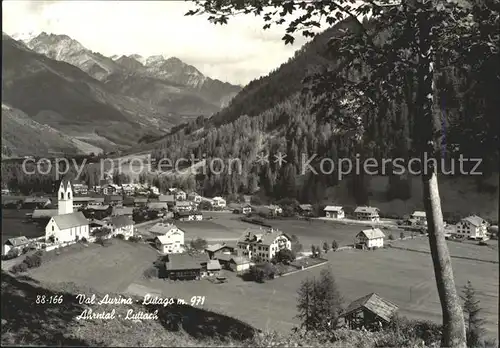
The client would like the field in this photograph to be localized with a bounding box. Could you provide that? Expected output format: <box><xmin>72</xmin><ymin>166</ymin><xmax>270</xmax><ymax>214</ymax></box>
<box><xmin>21</xmin><ymin>236</ymin><xmax>498</xmax><ymax>339</ymax></box>
<box><xmin>26</xmin><ymin>240</ymin><xmax>158</xmax><ymax>293</ymax></box>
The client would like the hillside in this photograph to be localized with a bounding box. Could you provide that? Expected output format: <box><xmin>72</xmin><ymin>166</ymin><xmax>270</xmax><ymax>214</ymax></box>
<box><xmin>24</xmin><ymin>33</ymin><xmax>242</xmax><ymax>117</ymax></box>
<box><xmin>2</xmin><ymin>33</ymin><xmax>177</xmax><ymax>153</ymax></box>
<box><xmin>1</xmin><ymin>272</ymin><xmax>443</xmax><ymax>347</ymax></box>
<box><xmin>1</xmin><ymin>103</ymin><xmax>97</xmax><ymax>157</ymax></box>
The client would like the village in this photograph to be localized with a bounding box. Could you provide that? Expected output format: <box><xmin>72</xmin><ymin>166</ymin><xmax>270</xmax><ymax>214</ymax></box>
<box><xmin>1</xmin><ymin>178</ymin><xmax>498</xmax><ymax>335</ymax></box>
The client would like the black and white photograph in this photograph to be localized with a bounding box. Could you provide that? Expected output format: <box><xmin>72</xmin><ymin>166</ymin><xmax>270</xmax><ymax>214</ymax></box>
<box><xmin>1</xmin><ymin>1</ymin><xmax>498</xmax><ymax>347</ymax></box>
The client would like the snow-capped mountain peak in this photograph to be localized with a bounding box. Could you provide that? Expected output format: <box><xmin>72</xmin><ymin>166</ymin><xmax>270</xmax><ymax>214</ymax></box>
<box><xmin>11</xmin><ymin>31</ymin><xmax>39</xmax><ymax>43</ymax></box>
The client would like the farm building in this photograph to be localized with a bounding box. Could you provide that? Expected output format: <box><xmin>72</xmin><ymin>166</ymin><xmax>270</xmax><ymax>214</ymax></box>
<box><xmin>32</xmin><ymin>209</ymin><xmax>59</xmax><ymax>220</ymax></box>
<box><xmin>110</xmin><ymin>215</ymin><xmax>134</xmax><ymax>239</ymax></box>
<box><xmin>355</xmin><ymin>228</ymin><xmax>385</xmax><ymax>249</ymax></box>
<box><xmin>454</xmin><ymin>215</ymin><xmax>489</xmax><ymax>240</ymax></box>
<box><xmin>104</xmin><ymin>195</ymin><xmax>123</xmax><ymax>207</ymax></box>
<box><xmin>257</xmin><ymin>205</ymin><xmax>283</xmax><ymax>216</ymax></box>
<box><xmin>241</xmin><ymin>204</ymin><xmax>253</xmax><ymax>215</ymax></box>
<box><xmin>206</xmin><ymin>259</ymin><xmax>222</xmax><ymax>276</ymax></box>
<box><xmin>152</xmin><ymin>223</ymin><xmax>185</xmax><ymax>254</ymax></box>
<box><xmin>111</xmin><ymin>206</ymin><xmax>134</xmax><ymax>217</ymax></box>
<box><xmin>23</xmin><ymin>197</ymin><xmax>52</xmax><ymax>209</ymax></box>
<box><xmin>212</xmin><ymin>196</ymin><xmax>226</xmax><ymax>208</ymax></box>
<box><xmin>237</xmin><ymin>228</ymin><xmax>292</xmax><ymax>262</ymax></box>
<box><xmin>3</xmin><ymin>236</ymin><xmax>30</xmax><ymax>256</ymax></box>
<box><xmin>205</xmin><ymin>243</ymin><xmax>235</xmax><ymax>259</ymax></box>
<box><xmin>354</xmin><ymin>206</ymin><xmax>380</xmax><ymax>222</ymax></box>
<box><xmin>410</xmin><ymin>211</ymin><xmax>427</xmax><ymax>225</ymax></box>
<box><xmin>165</xmin><ymin>253</ymin><xmax>202</xmax><ymax>280</ymax></box>
<box><xmin>175</xmin><ymin>211</ymin><xmax>203</xmax><ymax>221</ymax></box>
<box><xmin>341</xmin><ymin>293</ymin><xmax>398</xmax><ymax>331</ymax></box>
<box><xmin>324</xmin><ymin>206</ymin><xmax>345</xmax><ymax>219</ymax></box>
<box><xmin>215</xmin><ymin>253</ymin><xmax>251</xmax><ymax>272</ymax></box>
<box><xmin>72</xmin><ymin>196</ymin><xmax>93</xmax><ymax>209</ymax></box>
<box><xmin>175</xmin><ymin>201</ymin><xmax>193</xmax><ymax>212</ymax></box>
<box><xmin>298</xmin><ymin>204</ymin><xmax>313</xmax><ymax>216</ymax></box>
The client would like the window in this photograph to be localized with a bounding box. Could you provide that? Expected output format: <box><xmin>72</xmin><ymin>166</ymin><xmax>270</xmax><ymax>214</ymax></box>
<box><xmin>61</xmin><ymin>192</ymin><xmax>64</xmax><ymax>199</ymax></box>
<box><xmin>52</xmin><ymin>226</ymin><xmax>54</xmax><ymax>231</ymax></box>
<box><xmin>68</xmin><ymin>192</ymin><xmax>71</xmax><ymax>199</ymax></box>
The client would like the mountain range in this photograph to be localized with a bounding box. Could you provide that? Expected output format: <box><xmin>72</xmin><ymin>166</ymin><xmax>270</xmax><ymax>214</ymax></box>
<box><xmin>1</xmin><ymin>32</ymin><xmax>241</xmax><ymax>157</ymax></box>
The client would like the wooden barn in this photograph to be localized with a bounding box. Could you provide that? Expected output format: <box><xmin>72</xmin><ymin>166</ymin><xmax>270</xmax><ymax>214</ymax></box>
<box><xmin>341</xmin><ymin>293</ymin><xmax>398</xmax><ymax>331</ymax></box>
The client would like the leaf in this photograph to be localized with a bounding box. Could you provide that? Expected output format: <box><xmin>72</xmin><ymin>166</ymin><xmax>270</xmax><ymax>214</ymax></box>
<box><xmin>282</xmin><ymin>34</ymin><xmax>295</xmax><ymax>45</ymax></box>
<box><xmin>263</xmin><ymin>23</ymin><xmax>271</xmax><ymax>30</ymax></box>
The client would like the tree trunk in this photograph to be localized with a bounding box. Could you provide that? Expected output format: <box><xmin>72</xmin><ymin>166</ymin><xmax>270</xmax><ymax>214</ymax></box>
<box><xmin>415</xmin><ymin>0</ymin><xmax>467</xmax><ymax>346</ymax></box>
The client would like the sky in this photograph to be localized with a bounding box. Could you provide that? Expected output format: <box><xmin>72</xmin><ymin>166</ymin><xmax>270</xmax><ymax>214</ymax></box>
<box><xmin>2</xmin><ymin>0</ymin><xmax>328</xmax><ymax>86</ymax></box>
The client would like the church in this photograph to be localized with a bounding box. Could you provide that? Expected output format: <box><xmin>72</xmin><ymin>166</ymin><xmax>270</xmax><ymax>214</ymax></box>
<box><xmin>45</xmin><ymin>179</ymin><xmax>89</xmax><ymax>243</ymax></box>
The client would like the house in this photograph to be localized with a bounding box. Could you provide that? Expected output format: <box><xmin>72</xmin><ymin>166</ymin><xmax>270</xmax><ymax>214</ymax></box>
<box><xmin>151</xmin><ymin>223</ymin><xmax>185</xmax><ymax>254</ymax></box>
<box><xmin>212</xmin><ymin>196</ymin><xmax>226</xmax><ymax>209</ymax></box>
<box><xmin>242</xmin><ymin>204</ymin><xmax>252</xmax><ymax>215</ymax></box>
<box><xmin>324</xmin><ymin>206</ymin><xmax>345</xmax><ymax>219</ymax></box>
<box><xmin>298</xmin><ymin>204</ymin><xmax>313</xmax><ymax>216</ymax></box>
<box><xmin>111</xmin><ymin>206</ymin><xmax>134</xmax><ymax>217</ymax></box>
<box><xmin>147</xmin><ymin>202</ymin><xmax>169</xmax><ymax>211</ymax></box>
<box><xmin>104</xmin><ymin>195</ymin><xmax>123</xmax><ymax>207</ymax></box>
<box><xmin>149</xmin><ymin>186</ymin><xmax>160</xmax><ymax>195</ymax></box>
<box><xmin>355</xmin><ymin>228</ymin><xmax>385</xmax><ymax>249</ymax></box>
<box><xmin>101</xmin><ymin>184</ymin><xmax>118</xmax><ymax>195</ymax></box>
<box><xmin>187</xmin><ymin>192</ymin><xmax>202</xmax><ymax>203</ymax></box>
<box><xmin>410</xmin><ymin>211</ymin><xmax>427</xmax><ymax>225</ymax></box>
<box><xmin>165</xmin><ymin>253</ymin><xmax>202</xmax><ymax>280</ymax></box>
<box><xmin>72</xmin><ymin>196</ymin><xmax>93</xmax><ymax>209</ymax></box>
<box><xmin>23</xmin><ymin>197</ymin><xmax>52</xmax><ymax>209</ymax></box>
<box><xmin>236</xmin><ymin>228</ymin><xmax>292</xmax><ymax>262</ymax></box>
<box><xmin>455</xmin><ymin>215</ymin><xmax>489</xmax><ymax>240</ymax></box>
<box><xmin>159</xmin><ymin>195</ymin><xmax>176</xmax><ymax>204</ymax></box>
<box><xmin>175</xmin><ymin>211</ymin><xmax>203</xmax><ymax>221</ymax></box>
<box><xmin>205</xmin><ymin>243</ymin><xmax>235</xmax><ymax>259</ymax></box>
<box><xmin>206</xmin><ymin>259</ymin><xmax>222</xmax><ymax>276</ymax></box>
<box><xmin>266</xmin><ymin>205</ymin><xmax>283</xmax><ymax>216</ymax></box>
<box><xmin>175</xmin><ymin>190</ymin><xmax>187</xmax><ymax>201</ymax></box>
<box><xmin>72</xmin><ymin>183</ymin><xmax>88</xmax><ymax>195</ymax></box>
<box><xmin>354</xmin><ymin>206</ymin><xmax>380</xmax><ymax>222</ymax></box>
<box><xmin>215</xmin><ymin>253</ymin><xmax>251</xmax><ymax>272</ymax></box>
<box><xmin>3</xmin><ymin>236</ymin><xmax>30</xmax><ymax>256</ymax></box>
<box><xmin>44</xmin><ymin>180</ymin><xmax>90</xmax><ymax>243</ymax></box>
<box><xmin>341</xmin><ymin>293</ymin><xmax>399</xmax><ymax>330</ymax></box>
<box><xmin>90</xmin><ymin>197</ymin><xmax>105</xmax><ymax>205</ymax></box>
<box><xmin>89</xmin><ymin>219</ymin><xmax>109</xmax><ymax>233</ymax></box>
<box><xmin>134</xmin><ymin>197</ymin><xmax>149</xmax><ymax>207</ymax></box>
<box><xmin>110</xmin><ymin>215</ymin><xmax>134</xmax><ymax>239</ymax></box>
<box><xmin>175</xmin><ymin>201</ymin><xmax>193</xmax><ymax>212</ymax></box>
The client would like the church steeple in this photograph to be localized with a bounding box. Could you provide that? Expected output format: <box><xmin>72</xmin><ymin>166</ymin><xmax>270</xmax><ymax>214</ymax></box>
<box><xmin>58</xmin><ymin>179</ymin><xmax>73</xmax><ymax>215</ymax></box>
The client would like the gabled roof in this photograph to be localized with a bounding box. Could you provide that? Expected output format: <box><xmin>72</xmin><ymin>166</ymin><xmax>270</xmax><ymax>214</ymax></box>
<box><xmin>358</xmin><ymin>228</ymin><xmax>385</xmax><ymax>240</ymax></box>
<box><xmin>176</xmin><ymin>211</ymin><xmax>202</xmax><ymax>217</ymax></box>
<box><xmin>212</xmin><ymin>196</ymin><xmax>225</xmax><ymax>201</ymax></box>
<box><xmin>86</xmin><ymin>204</ymin><xmax>110</xmax><ymax>211</ymax></box>
<box><xmin>104</xmin><ymin>195</ymin><xmax>123</xmax><ymax>201</ymax></box>
<box><xmin>298</xmin><ymin>204</ymin><xmax>312</xmax><ymax>211</ymax></box>
<box><xmin>166</xmin><ymin>253</ymin><xmax>202</xmax><ymax>271</ymax></box>
<box><xmin>5</xmin><ymin>236</ymin><xmax>29</xmax><ymax>247</ymax></box>
<box><xmin>207</xmin><ymin>259</ymin><xmax>221</xmax><ymax>271</ymax></box>
<box><xmin>134</xmin><ymin>197</ymin><xmax>148</xmax><ymax>203</ymax></box>
<box><xmin>112</xmin><ymin>207</ymin><xmax>134</xmax><ymax>216</ymax></box>
<box><xmin>24</xmin><ymin>197</ymin><xmax>51</xmax><ymax>204</ymax></box>
<box><xmin>342</xmin><ymin>293</ymin><xmax>398</xmax><ymax>323</ymax></box>
<box><xmin>147</xmin><ymin>202</ymin><xmax>169</xmax><ymax>210</ymax></box>
<box><xmin>89</xmin><ymin>219</ymin><xmax>108</xmax><ymax>227</ymax></box>
<box><xmin>355</xmin><ymin>206</ymin><xmax>379</xmax><ymax>214</ymax></box>
<box><xmin>149</xmin><ymin>223</ymin><xmax>182</xmax><ymax>235</ymax></box>
<box><xmin>52</xmin><ymin>212</ymin><xmax>88</xmax><ymax>230</ymax></box>
<box><xmin>111</xmin><ymin>215</ymin><xmax>134</xmax><ymax>228</ymax></box>
<box><xmin>411</xmin><ymin>211</ymin><xmax>426</xmax><ymax>218</ymax></box>
<box><xmin>239</xmin><ymin>228</ymin><xmax>290</xmax><ymax>246</ymax></box>
<box><xmin>205</xmin><ymin>243</ymin><xmax>232</xmax><ymax>253</ymax></box>
<box><xmin>324</xmin><ymin>205</ymin><xmax>343</xmax><ymax>212</ymax></box>
<box><xmin>32</xmin><ymin>209</ymin><xmax>59</xmax><ymax>219</ymax></box>
<box><xmin>461</xmin><ymin>215</ymin><xmax>487</xmax><ymax>227</ymax></box>
<box><xmin>230</xmin><ymin>256</ymin><xmax>250</xmax><ymax>265</ymax></box>
<box><xmin>175</xmin><ymin>201</ymin><xmax>192</xmax><ymax>207</ymax></box>
<box><xmin>155</xmin><ymin>235</ymin><xmax>170</xmax><ymax>245</ymax></box>
<box><xmin>159</xmin><ymin>195</ymin><xmax>175</xmax><ymax>202</ymax></box>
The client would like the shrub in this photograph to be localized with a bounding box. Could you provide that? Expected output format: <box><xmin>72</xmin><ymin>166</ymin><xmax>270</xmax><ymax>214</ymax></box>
<box><xmin>128</xmin><ymin>236</ymin><xmax>141</xmax><ymax>243</ymax></box>
<box><xmin>388</xmin><ymin>234</ymin><xmax>395</xmax><ymax>240</ymax></box>
<box><xmin>23</xmin><ymin>254</ymin><xmax>42</xmax><ymax>269</ymax></box>
<box><xmin>34</xmin><ymin>250</ymin><xmax>43</xmax><ymax>257</ymax></box>
<box><xmin>274</xmin><ymin>248</ymin><xmax>296</xmax><ymax>264</ymax></box>
<box><xmin>3</xmin><ymin>249</ymin><xmax>19</xmax><ymax>260</ymax></box>
<box><xmin>115</xmin><ymin>234</ymin><xmax>125</xmax><ymax>240</ymax></box>
<box><xmin>478</xmin><ymin>241</ymin><xmax>488</xmax><ymax>246</ymax></box>
<box><xmin>143</xmin><ymin>266</ymin><xmax>159</xmax><ymax>279</ymax></box>
<box><xmin>80</xmin><ymin>237</ymin><xmax>88</xmax><ymax>243</ymax></box>
<box><xmin>11</xmin><ymin>262</ymin><xmax>28</xmax><ymax>274</ymax></box>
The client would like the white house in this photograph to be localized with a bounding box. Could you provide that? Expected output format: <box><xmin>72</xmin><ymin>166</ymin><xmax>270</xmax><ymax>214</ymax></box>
<box><xmin>354</xmin><ymin>206</ymin><xmax>380</xmax><ymax>222</ymax></box>
<box><xmin>410</xmin><ymin>211</ymin><xmax>427</xmax><ymax>225</ymax></box>
<box><xmin>356</xmin><ymin>228</ymin><xmax>385</xmax><ymax>249</ymax></box>
<box><xmin>324</xmin><ymin>206</ymin><xmax>345</xmax><ymax>219</ymax></box>
<box><xmin>153</xmin><ymin>224</ymin><xmax>185</xmax><ymax>254</ymax></box>
<box><xmin>455</xmin><ymin>215</ymin><xmax>489</xmax><ymax>240</ymax></box>
<box><xmin>175</xmin><ymin>190</ymin><xmax>187</xmax><ymax>201</ymax></box>
<box><xmin>237</xmin><ymin>228</ymin><xmax>292</xmax><ymax>262</ymax></box>
<box><xmin>212</xmin><ymin>196</ymin><xmax>226</xmax><ymax>208</ymax></box>
<box><xmin>110</xmin><ymin>215</ymin><xmax>134</xmax><ymax>239</ymax></box>
<box><xmin>188</xmin><ymin>193</ymin><xmax>202</xmax><ymax>203</ymax></box>
<box><xmin>149</xmin><ymin>186</ymin><xmax>160</xmax><ymax>195</ymax></box>
<box><xmin>45</xmin><ymin>180</ymin><xmax>89</xmax><ymax>243</ymax></box>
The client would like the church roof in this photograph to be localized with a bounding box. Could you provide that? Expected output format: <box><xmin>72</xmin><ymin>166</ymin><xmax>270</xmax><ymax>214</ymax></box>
<box><xmin>52</xmin><ymin>212</ymin><xmax>88</xmax><ymax>230</ymax></box>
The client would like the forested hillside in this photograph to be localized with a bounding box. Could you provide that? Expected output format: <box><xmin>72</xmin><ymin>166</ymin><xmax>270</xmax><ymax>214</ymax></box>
<box><xmin>146</xmin><ymin>12</ymin><xmax>498</xmax><ymax>209</ymax></box>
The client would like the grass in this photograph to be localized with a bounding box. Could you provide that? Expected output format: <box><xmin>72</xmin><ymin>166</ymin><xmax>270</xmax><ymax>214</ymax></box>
<box><xmin>27</xmin><ymin>240</ymin><xmax>158</xmax><ymax>293</ymax></box>
<box><xmin>389</xmin><ymin>237</ymin><xmax>499</xmax><ymax>263</ymax></box>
